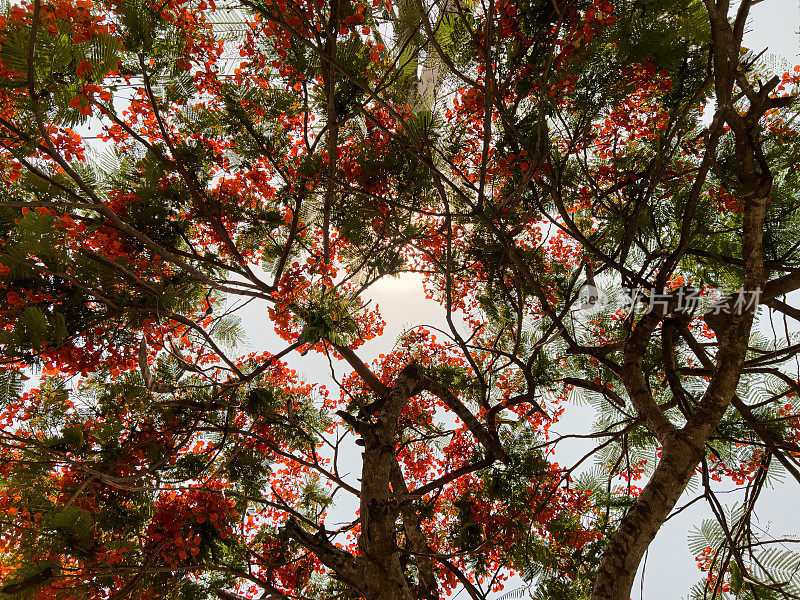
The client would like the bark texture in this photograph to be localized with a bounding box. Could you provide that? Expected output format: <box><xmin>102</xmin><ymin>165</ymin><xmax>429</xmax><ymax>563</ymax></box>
<box><xmin>590</xmin><ymin>2</ymin><xmax>781</xmax><ymax>597</ymax></box>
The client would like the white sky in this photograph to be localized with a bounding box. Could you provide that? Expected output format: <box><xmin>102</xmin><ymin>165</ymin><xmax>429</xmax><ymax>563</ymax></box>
<box><xmin>747</xmin><ymin>0</ymin><xmax>799</xmax><ymax>63</ymax></box>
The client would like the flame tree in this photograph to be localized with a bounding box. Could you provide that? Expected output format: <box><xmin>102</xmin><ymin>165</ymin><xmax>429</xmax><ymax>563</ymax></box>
<box><xmin>2</xmin><ymin>0</ymin><xmax>800</xmax><ymax>599</ymax></box>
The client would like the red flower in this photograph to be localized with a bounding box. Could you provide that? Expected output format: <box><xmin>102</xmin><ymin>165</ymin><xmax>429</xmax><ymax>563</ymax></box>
<box><xmin>76</xmin><ymin>60</ymin><xmax>93</xmax><ymax>79</ymax></box>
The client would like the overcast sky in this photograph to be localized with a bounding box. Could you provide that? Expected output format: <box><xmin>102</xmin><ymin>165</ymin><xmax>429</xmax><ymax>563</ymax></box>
<box><xmin>747</xmin><ymin>1</ymin><xmax>799</xmax><ymax>63</ymax></box>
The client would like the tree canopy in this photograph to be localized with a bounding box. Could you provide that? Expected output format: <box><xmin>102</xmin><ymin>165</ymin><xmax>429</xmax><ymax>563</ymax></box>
<box><xmin>1</xmin><ymin>0</ymin><xmax>800</xmax><ymax>598</ymax></box>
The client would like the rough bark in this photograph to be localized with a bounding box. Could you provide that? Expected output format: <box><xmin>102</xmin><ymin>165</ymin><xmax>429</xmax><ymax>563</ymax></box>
<box><xmin>287</xmin><ymin>350</ymin><xmax>518</xmax><ymax>600</ymax></box>
<box><xmin>590</xmin><ymin>2</ymin><xmax>775</xmax><ymax>597</ymax></box>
